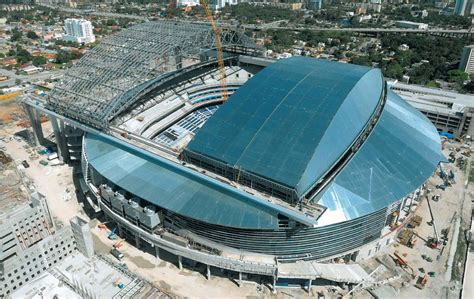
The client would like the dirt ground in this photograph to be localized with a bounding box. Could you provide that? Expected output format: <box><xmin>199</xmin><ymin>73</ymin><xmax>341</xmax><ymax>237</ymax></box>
<box><xmin>1</xmin><ymin>115</ymin><xmax>471</xmax><ymax>299</ymax></box>
<box><xmin>354</xmin><ymin>143</ymin><xmax>472</xmax><ymax>299</ymax></box>
<box><xmin>1</xmin><ymin>122</ymin><xmax>314</xmax><ymax>298</ymax></box>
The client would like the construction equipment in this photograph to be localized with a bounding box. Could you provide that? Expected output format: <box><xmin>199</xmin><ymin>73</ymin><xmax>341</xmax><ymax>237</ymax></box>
<box><xmin>398</xmin><ymin>228</ymin><xmax>417</xmax><ymax>248</ymax></box>
<box><xmin>393</xmin><ymin>252</ymin><xmax>416</xmax><ymax>279</ymax></box>
<box><xmin>407</xmin><ymin>215</ymin><xmax>423</xmax><ymax>229</ymax></box>
<box><xmin>426</xmin><ymin>197</ymin><xmax>440</xmax><ymax>249</ymax></box>
<box><xmin>113</xmin><ymin>240</ymin><xmax>123</xmax><ymax>249</ymax></box>
<box><xmin>438</xmin><ymin>166</ymin><xmax>451</xmax><ymax>187</ymax></box>
<box><xmin>111</xmin><ymin>248</ymin><xmax>124</xmax><ymax>260</ymax></box>
<box><xmin>108</xmin><ymin>227</ymin><xmax>118</xmax><ymax>240</ymax></box>
<box><xmin>200</xmin><ymin>0</ymin><xmax>228</xmax><ymax>102</ymax></box>
<box><xmin>98</xmin><ymin>223</ymin><xmax>107</xmax><ymax>230</ymax></box>
<box><xmin>415</xmin><ymin>274</ymin><xmax>428</xmax><ymax>289</ymax></box>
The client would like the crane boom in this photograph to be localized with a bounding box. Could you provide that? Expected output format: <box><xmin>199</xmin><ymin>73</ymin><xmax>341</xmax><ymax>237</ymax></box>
<box><xmin>200</xmin><ymin>0</ymin><xmax>228</xmax><ymax>101</ymax></box>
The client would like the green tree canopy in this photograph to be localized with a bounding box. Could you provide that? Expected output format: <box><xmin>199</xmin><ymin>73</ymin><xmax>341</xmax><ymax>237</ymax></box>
<box><xmin>10</xmin><ymin>28</ymin><xmax>22</xmax><ymax>42</ymax></box>
<box><xmin>32</xmin><ymin>55</ymin><xmax>47</xmax><ymax>66</ymax></box>
<box><xmin>26</xmin><ymin>31</ymin><xmax>38</xmax><ymax>39</ymax></box>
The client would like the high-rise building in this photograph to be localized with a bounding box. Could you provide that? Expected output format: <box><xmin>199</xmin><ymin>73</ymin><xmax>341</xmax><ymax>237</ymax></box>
<box><xmin>454</xmin><ymin>0</ymin><xmax>473</xmax><ymax>15</ymax></box>
<box><xmin>459</xmin><ymin>45</ymin><xmax>474</xmax><ymax>74</ymax></box>
<box><xmin>64</xmin><ymin>18</ymin><xmax>95</xmax><ymax>44</ymax></box>
<box><xmin>70</xmin><ymin>216</ymin><xmax>94</xmax><ymax>258</ymax></box>
<box><xmin>307</xmin><ymin>0</ymin><xmax>322</xmax><ymax>10</ymax></box>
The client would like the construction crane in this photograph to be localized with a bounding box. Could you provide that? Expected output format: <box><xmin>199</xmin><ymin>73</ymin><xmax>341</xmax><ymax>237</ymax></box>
<box><xmin>393</xmin><ymin>252</ymin><xmax>416</xmax><ymax>279</ymax></box>
<box><xmin>200</xmin><ymin>0</ymin><xmax>228</xmax><ymax>102</ymax></box>
<box><xmin>166</xmin><ymin>0</ymin><xmax>228</xmax><ymax>101</ymax></box>
<box><xmin>426</xmin><ymin>196</ymin><xmax>440</xmax><ymax>249</ymax></box>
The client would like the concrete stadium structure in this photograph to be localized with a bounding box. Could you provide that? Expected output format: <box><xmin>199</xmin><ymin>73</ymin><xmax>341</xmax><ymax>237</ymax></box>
<box><xmin>24</xmin><ymin>20</ymin><xmax>444</xmax><ymax>289</ymax></box>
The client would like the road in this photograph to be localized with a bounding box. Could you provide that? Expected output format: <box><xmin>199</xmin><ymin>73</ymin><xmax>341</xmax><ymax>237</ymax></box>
<box><xmin>0</xmin><ymin>68</ymin><xmax>64</xmax><ymax>88</ymax></box>
<box><xmin>37</xmin><ymin>4</ymin><xmax>472</xmax><ymax>36</ymax></box>
<box><xmin>241</xmin><ymin>24</ymin><xmax>473</xmax><ymax>35</ymax></box>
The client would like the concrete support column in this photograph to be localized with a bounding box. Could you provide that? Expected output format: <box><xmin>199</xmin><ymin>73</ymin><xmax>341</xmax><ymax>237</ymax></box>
<box><xmin>307</xmin><ymin>279</ymin><xmax>312</xmax><ymax>293</ymax></box>
<box><xmin>178</xmin><ymin>255</ymin><xmax>183</xmax><ymax>270</ymax></box>
<box><xmin>50</xmin><ymin>116</ymin><xmax>67</xmax><ymax>162</ymax></box>
<box><xmin>25</xmin><ymin>105</ymin><xmax>44</xmax><ymax>146</ymax></box>
<box><xmin>206</xmin><ymin>264</ymin><xmax>211</xmax><ymax>280</ymax></box>
<box><xmin>272</xmin><ymin>276</ymin><xmax>277</xmax><ymax>294</ymax></box>
<box><xmin>154</xmin><ymin>245</ymin><xmax>160</xmax><ymax>259</ymax></box>
<box><xmin>135</xmin><ymin>234</ymin><xmax>140</xmax><ymax>248</ymax></box>
<box><xmin>117</xmin><ymin>224</ymin><xmax>124</xmax><ymax>238</ymax></box>
<box><xmin>238</xmin><ymin>272</ymin><xmax>242</xmax><ymax>287</ymax></box>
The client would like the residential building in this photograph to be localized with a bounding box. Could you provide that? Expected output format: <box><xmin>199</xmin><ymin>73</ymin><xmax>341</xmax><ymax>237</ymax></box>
<box><xmin>395</xmin><ymin>20</ymin><xmax>428</xmax><ymax>29</ymax></box>
<box><xmin>64</xmin><ymin>18</ymin><xmax>95</xmax><ymax>44</ymax></box>
<box><xmin>307</xmin><ymin>0</ymin><xmax>323</xmax><ymax>10</ymax></box>
<box><xmin>459</xmin><ymin>45</ymin><xmax>474</xmax><ymax>74</ymax></box>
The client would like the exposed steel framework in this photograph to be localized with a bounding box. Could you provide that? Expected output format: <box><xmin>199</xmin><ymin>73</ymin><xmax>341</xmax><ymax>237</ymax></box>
<box><xmin>46</xmin><ymin>20</ymin><xmax>259</xmax><ymax>129</ymax></box>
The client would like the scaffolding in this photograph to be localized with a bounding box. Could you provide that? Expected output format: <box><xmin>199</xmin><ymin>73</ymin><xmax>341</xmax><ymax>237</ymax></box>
<box><xmin>46</xmin><ymin>20</ymin><xmax>259</xmax><ymax>129</ymax></box>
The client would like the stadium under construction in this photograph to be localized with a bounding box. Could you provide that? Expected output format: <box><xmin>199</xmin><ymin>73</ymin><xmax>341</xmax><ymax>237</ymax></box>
<box><xmin>24</xmin><ymin>21</ymin><xmax>444</xmax><ymax>288</ymax></box>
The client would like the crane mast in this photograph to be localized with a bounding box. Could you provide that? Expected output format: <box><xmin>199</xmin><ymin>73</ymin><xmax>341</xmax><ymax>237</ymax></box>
<box><xmin>200</xmin><ymin>0</ymin><xmax>228</xmax><ymax>101</ymax></box>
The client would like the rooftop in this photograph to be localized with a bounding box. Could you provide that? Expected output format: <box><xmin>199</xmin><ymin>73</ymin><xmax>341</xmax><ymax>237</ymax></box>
<box><xmin>0</xmin><ymin>151</ymin><xmax>29</xmax><ymax>216</ymax></box>
<box><xmin>186</xmin><ymin>57</ymin><xmax>384</xmax><ymax>198</ymax></box>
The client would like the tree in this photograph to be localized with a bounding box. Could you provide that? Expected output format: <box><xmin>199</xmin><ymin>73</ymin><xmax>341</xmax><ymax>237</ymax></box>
<box><xmin>15</xmin><ymin>47</ymin><xmax>31</xmax><ymax>64</ymax></box>
<box><xmin>55</xmin><ymin>50</ymin><xmax>71</xmax><ymax>64</ymax></box>
<box><xmin>32</xmin><ymin>55</ymin><xmax>47</xmax><ymax>66</ymax></box>
<box><xmin>26</xmin><ymin>31</ymin><xmax>38</xmax><ymax>39</ymax></box>
<box><xmin>447</xmin><ymin>69</ymin><xmax>469</xmax><ymax>83</ymax></box>
<box><xmin>384</xmin><ymin>63</ymin><xmax>403</xmax><ymax>80</ymax></box>
<box><xmin>10</xmin><ymin>28</ymin><xmax>22</xmax><ymax>42</ymax></box>
<box><xmin>105</xmin><ymin>19</ymin><xmax>118</xmax><ymax>26</ymax></box>
<box><xmin>352</xmin><ymin>55</ymin><xmax>371</xmax><ymax>66</ymax></box>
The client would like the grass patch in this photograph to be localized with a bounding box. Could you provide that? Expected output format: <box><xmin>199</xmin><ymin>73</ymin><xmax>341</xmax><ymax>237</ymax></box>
<box><xmin>451</xmin><ymin>229</ymin><xmax>467</xmax><ymax>281</ymax></box>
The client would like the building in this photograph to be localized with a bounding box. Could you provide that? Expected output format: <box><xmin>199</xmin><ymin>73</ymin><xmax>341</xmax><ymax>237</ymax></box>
<box><xmin>454</xmin><ymin>0</ymin><xmax>473</xmax><ymax>15</ymax></box>
<box><xmin>69</xmin><ymin>216</ymin><xmax>94</xmax><ymax>258</ymax></box>
<box><xmin>460</xmin><ymin>45</ymin><xmax>474</xmax><ymax>74</ymax></box>
<box><xmin>24</xmin><ymin>21</ymin><xmax>443</xmax><ymax>289</ymax></box>
<box><xmin>395</xmin><ymin>20</ymin><xmax>428</xmax><ymax>30</ymax></box>
<box><xmin>307</xmin><ymin>0</ymin><xmax>322</xmax><ymax>10</ymax></box>
<box><xmin>209</xmin><ymin>0</ymin><xmax>239</xmax><ymax>10</ymax></box>
<box><xmin>64</xmin><ymin>18</ymin><xmax>95</xmax><ymax>44</ymax></box>
<box><xmin>177</xmin><ymin>0</ymin><xmax>200</xmax><ymax>6</ymax></box>
<box><xmin>390</xmin><ymin>81</ymin><xmax>474</xmax><ymax>137</ymax></box>
<box><xmin>0</xmin><ymin>157</ymin><xmax>76</xmax><ymax>297</ymax></box>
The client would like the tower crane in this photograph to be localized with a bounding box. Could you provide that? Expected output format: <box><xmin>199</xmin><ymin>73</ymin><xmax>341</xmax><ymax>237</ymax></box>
<box><xmin>200</xmin><ymin>0</ymin><xmax>229</xmax><ymax>101</ymax></box>
<box><xmin>167</xmin><ymin>0</ymin><xmax>229</xmax><ymax>102</ymax></box>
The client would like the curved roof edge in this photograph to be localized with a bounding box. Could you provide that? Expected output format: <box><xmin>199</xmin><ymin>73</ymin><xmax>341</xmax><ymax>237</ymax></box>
<box><xmin>316</xmin><ymin>90</ymin><xmax>443</xmax><ymax>226</ymax></box>
<box><xmin>297</xmin><ymin>68</ymin><xmax>384</xmax><ymax>196</ymax></box>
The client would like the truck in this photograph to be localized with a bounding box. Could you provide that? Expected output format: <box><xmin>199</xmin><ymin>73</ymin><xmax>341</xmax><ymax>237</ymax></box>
<box><xmin>47</xmin><ymin>152</ymin><xmax>58</xmax><ymax>161</ymax></box>
<box><xmin>111</xmin><ymin>248</ymin><xmax>124</xmax><ymax>261</ymax></box>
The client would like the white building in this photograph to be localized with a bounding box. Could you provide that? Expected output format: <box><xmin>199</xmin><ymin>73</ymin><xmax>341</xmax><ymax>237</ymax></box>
<box><xmin>459</xmin><ymin>45</ymin><xmax>474</xmax><ymax>74</ymax></box>
<box><xmin>177</xmin><ymin>0</ymin><xmax>200</xmax><ymax>6</ymax></box>
<box><xmin>395</xmin><ymin>20</ymin><xmax>428</xmax><ymax>30</ymax></box>
<box><xmin>390</xmin><ymin>81</ymin><xmax>474</xmax><ymax>137</ymax></box>
<box><xmin>64</xmin><ymin>18</ymin><xmax>95</xmax><ymax>44</ymax></box>
<box><xmin>209</xmin><ymin>0</ymin><xmax>239</xmax><ymax>10</ymax></box>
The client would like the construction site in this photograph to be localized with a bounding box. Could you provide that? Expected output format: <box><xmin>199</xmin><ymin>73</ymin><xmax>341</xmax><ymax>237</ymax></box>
<box><xmin>0</xmin><ymin>19</ymin><xmax>472</xmax><ymax>298</ymax></box>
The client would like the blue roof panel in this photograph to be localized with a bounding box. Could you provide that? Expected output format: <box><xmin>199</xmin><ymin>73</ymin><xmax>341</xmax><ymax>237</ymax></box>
<box><xmin>317</xmin><ymin>90</ymin><xmax>443</xmax><ymax>225</ymax></box>
<box><xmin>187</xmin><ymin>57</ymin><xmax>383</xmax><ymax>196</ymax></box>
<box><xmin>84</xmin><ymin>133</ymin><xmax>318</xmax><ymax>229</ymax></box>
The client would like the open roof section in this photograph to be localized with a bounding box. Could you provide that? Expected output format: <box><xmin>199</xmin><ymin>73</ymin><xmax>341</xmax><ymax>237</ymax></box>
<box><xmin>46</xmin><ymin>21</ymin><xmax>259</xmax><ymax>129</ymax></box>
<box><xmin>185</xmin><ymin>57</ymin><xmax>384</xmax><ymax>198</ymax></box>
